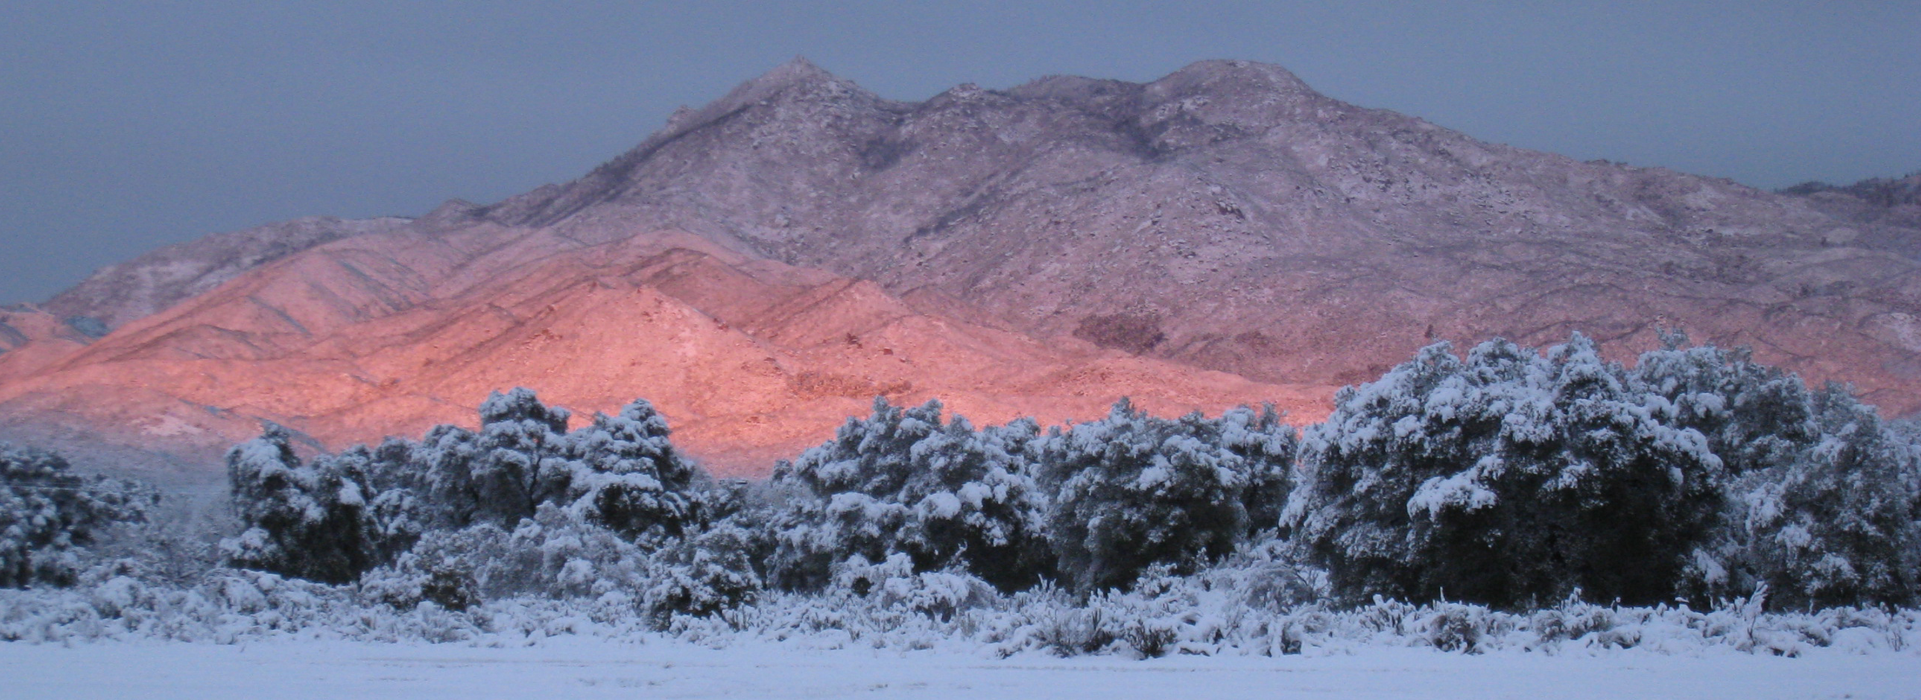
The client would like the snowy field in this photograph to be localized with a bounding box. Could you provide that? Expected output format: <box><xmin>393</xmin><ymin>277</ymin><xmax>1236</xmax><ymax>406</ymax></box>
<box><xmin>3</xmin><ymin>638</ymin><xmax>1918</xmax><ymax>700</ymax></box>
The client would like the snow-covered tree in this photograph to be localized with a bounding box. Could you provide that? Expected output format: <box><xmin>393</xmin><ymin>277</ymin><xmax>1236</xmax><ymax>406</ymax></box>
<box><xmin>644</xmin><ymin>519</ymin><xmax>763</xmax><ymax>628</ymax></box>
<box><xmin>1631</xmin><ymin>333</ymin><xmax>1817</xmax><ymax>477</ymax></box>
<box><xmin>554</xmin><ymin>398</ymin><xmax>705</xmax><ymax>542</ymax></box>
<box><xmin>1218</xmin><ymin>404</ymin><xmax>1299</xmax><ymax>534</ymax></box>
<box><xmin>1631</xmin><ymin>335</ymin><xmax>1920</xmax><ymax>608</ymax></box>
<box><xmin>467</xmin><ymin>387</ymin><xmax>574</xmax><ymax>525</ymax></box>
<box><xmin>0</xmin><ymin>445</ymin><xmax>150</xmax><ymax>587</ymax></box>
<box><xmin>1042</xmin><ymin>398</ymin><xmax>1295</xmax><ymax>593</ymax></box>
<box><xmin>223</xmin><ymin>424</ymin><xmax>388</xmax><ymax>584</ymax></box>
<box><xmin>369</xmin><ymin>391</ymin><xmax>710</xmax><ymax>539</ymax></box>
<box><xmin>1700</xmin><ymin>386</ymin><xmax>1920</xmax><ymax>608</ymax></box>
<box><xmin>357</xmin><ymin>388</ymin><xmax>573</xmax><ymax>532</ymax></box>
<box><xmin>1285</xmin><ymin>335</ymin><xmax>1725</xmax><ymax>607</ymax></box>
<box><xmin>767</xmin><ymin>398</ymin><xmax>1052</xmax><ymax>592</ymax></box>
<box><xmin>227</xmin><ymin>391</ymin><xmax>717</xmax><ymax>587</ymax></box>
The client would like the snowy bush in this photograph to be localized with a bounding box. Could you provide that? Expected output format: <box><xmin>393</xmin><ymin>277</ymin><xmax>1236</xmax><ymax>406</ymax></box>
<box><xmin>828</xmin><ymin>552</ymin><xmax>996</xmax><ymax>622</ymax></box>
<box><xmin>555</xmin><ymin>398</ymin><xmax>705</xmax><ymax>542</ymax></box>
<box><xmin>1121</xmin><ymin>618</ymin><xmax>1179</xmax><ymax>657</ymax></box>
<box><xmin>1041</xmin><ymin>399</ymin><xmax>1298</xmax><ymax>593</ymax></box>
<box><xmin>74</xmin><ymin>501</ymin><xmax>227</xmax><ymax>590</ymax></box>
<box><xmin>1031</xmin><ymin>604</ymin><xmax>1118</xmax><ymax>656</ymax></box>
<box><xmin>360</xmin><ymin>558</ymin><xmax>480</xmax><ymax>612</ymax></box>
<box><xmin>357</xmin><ymin>390</ymin><xmax>705</xmax><ymax>536</ymax></box>
<box><xmin>1632</xmin><ymin>334</ymin><xmax>1818</xmax><ymax>476</ymax></box>
<box><xmin>643</xmin><ymin>519</ymin><xmax>762</xmax><ymax>629</ymax></box>
<box><xmin>1200</xmin><ymin>539</ymin><xmax>1328</xmax><ymax>611</ymax></box>
<box><xmin>1633</xmin><ymin>336</ymin><xmax>1921</xmax><ymax>608</ymax></box>
<box><xmin>363</xmin><ymin>503</ymin><xmax>651</xmax><ymax>608</ymax></box>
<box><xmin>226</xmin><ymin>390</ymin><xmax>717</xmax><ymax>587</ymax></box>
<box><xmin>1702</xmin><ymin>387</ymin><xmax>1921</xmax><ymax>608</ymax></box>
<box><xmin>1286</xmin><ymin>335</ymin><xmax>1726</xmax><ymax>607</ymax></box>
<box><xmin>0</xmin><ymin>445</ymin><xmax>151</xmax><ymax>588</ymax></box>
<box><xmin>468</xmin><ymin>387</ymin><xmax>574</xmax><ymax>525</ymax></box>
<box><xmin>375</xmin><ymin>388</ymin><xmax>576</xmax><ymax>530</ymax></box>
<box><xmin>1218</xmin><ymin>404</ymin><xmax>1299</xmax><ymax>535</ymax></box>
<box><xmin>1529</xmin><ymin>594</ymin><xmax>1619</xmax><ymax>645</ymax></box>
<box><xmin>767</xmin><ymin>398</ymin><xmax>1052</xmax><ymax>592</ymax></box>
<box><xmin>1289</xmin><ymin>333</ymin><xmax>1921</xmax><ymax>610</ymax></box>
<box><xmin>1419</xmin><ymin>602</ymin><xmax>1490</xmax><ymax>653</ymax></box>
<box><xmin>222</xmin><ymin>425</ymin><xmax>389</xmax><ymax>585</ymax></box>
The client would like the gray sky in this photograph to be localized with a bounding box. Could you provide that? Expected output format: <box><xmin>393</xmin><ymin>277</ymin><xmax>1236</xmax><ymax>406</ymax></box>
<box><xmin>4</xmin><ymin>1</ymin><xmax>1918</xmax><ymax>305</ymax></box>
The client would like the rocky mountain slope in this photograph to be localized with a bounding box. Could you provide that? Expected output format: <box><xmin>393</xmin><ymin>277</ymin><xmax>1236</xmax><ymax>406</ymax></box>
<box><xmin>6</xmin><ymin>58</ymin><xmax>1920</xmax><ymax>479</ymax></box>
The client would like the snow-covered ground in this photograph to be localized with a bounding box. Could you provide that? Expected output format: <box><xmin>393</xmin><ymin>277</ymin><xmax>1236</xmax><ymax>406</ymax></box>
<box><xmin>7</xmin><ymin>566</ymin><xmax>1921</xmax><ymax>698</ymax></box>
<box><xmin>7</xmin><ymin>548</ymin><xmax>1918</xmax><ymax>698</ymax></box>
<box><xmin>4</xmin><ymin>637</ymin><xmax>1918</xmax><ymax>700</ymax></box>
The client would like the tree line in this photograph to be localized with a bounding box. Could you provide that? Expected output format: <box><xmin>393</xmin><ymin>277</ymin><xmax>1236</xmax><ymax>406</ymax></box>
<box><xmin>5</xmin><ymin>333</ymin><xmax>1917</xmax><ymax>620</ymax></box>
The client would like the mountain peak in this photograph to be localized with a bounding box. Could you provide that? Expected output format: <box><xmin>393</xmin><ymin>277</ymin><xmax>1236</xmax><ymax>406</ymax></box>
<box><xmin>684</xmin><ymin>56</ymin><xmax>882</xmax><ymax>122</ymax></box>
<box><xmin>745</xmin><ymin>56</ymin><xmax>837</xmax><ymax>87</ymax></box>
<box><xmin>729</xmin><ymin>55</ymin><xmax>860</xmax><ymax>98</ymax></box>
<box><xmin>1151</xmin><ymin>59</ymin><xmax>1319</xmax><ymax>100</ymax></box>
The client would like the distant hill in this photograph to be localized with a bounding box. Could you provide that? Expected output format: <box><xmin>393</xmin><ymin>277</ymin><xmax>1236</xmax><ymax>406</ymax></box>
<box><xmin>1781</xmin><ymin>172</ymin><xmax>1921</xmax><ymax>234</ymax></box>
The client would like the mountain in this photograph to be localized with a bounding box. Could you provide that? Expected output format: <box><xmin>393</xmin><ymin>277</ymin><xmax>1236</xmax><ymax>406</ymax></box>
<box><xmin>6</xmin><ymin>58</ymin><xmax>1921</xmax><ymax>480</ymax></box>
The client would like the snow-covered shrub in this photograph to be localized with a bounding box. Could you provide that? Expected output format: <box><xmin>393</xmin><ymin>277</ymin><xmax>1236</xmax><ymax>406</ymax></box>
<box><xmin>1201</xmin><ymin>539</ymin><xmax>1327</xmax><ymax>611</ymax></box>
<box><xmin>469</xmin><ymin>387</ymin><xmax>573</xmax><ymax>525</ymax></box>
<box><xmin>366</xmin><ymin>503</ymin><xmax>650</xmax><ymax>606</ymax></box>
<box><xmin>374</xmin><ymin>392</ymin><xmax>711</xmax><ymax>540</ymax></box>
<box><xmin>360</xmin><ymin>559</ymin><xmax>479</xmax><ymax>612</ymax></box>
<box><xmin>1354</xmin><ymin>595</ymin><xmax>1418</xmax><ymax>637</ymax></box>
<box><xmin>555</xmin><ymin>398</ymin><xmax>705</xmax><ymax>542</ymax></box>
<box><xmin>1626</xmin><ymin>334</ymin><xmax>1921</xmax><ymax>609</ymax></box>
<box><xmin>223</xmin><ymin>425</ymin><xmax>389</xmax><ymax>584</ymax></box>
<box><xmin>0</xmin><ymin>445</ymin><xmax>151</xmax><ymax>588</ymax></box>
<box><xmin>767</xmin><ymin>398</ymin><xmax>1052</xmax><ymax>592</ymax></box>
<box><xmin>1033</xmin><ymin>605</ymin><xmax>1118</xmax><ymax>656</ymax></box>
<box><xmin>227</xmin><ymin>391</ymin><xmax>717</xmax><ymax>587</ymax></box>
<box><xmin>1632</xmin><ymin>334</ymin><xmax>1818</xmax><ymax>476</ymax></box>
<box><xmin>1529</xmin><ymin>594</ymin><xmax>1617</xmax><ymax>645</ymax></box>
<box><xmin>358</xmin><ymin>527</ymin><xmax>490</xmax><ymax>612</ymax></box>
<box><xmin>1218</xmin><ymin>404</ymin><xmax>1300</xmax><ymax>535</ymax></box>
<box><xmin>1121</xmin><ymin>618</ymin><xmax>1178</xmax><ymax>657</ymax></box>
<box><xmin>1286</xmin><ymin>335</ymin><xmax>1725</xmax><ymax>607</ymax></box>
<box><xmin>1042</xmin><ymin>399</ymin><xmax>1298</xmax><ymax>593</ymax></box>
<box><xmin>643</xmin><ymin>519</ymin><xmax>762</xmax><ymax>629</ymax></box>
<box><xmin>1707</xmin><ymin>387</ymin><xmax>1920</xmax><ymax>609</ymax></box>
<box><xmin>1624</xmin><ymin>336</ymin><xmax>1921</xmax><ymax>608</ymax></box>
<box><xmin>1420</xmin><ymin>602</ymin><xmax>1489</xmax><ymax>653</ymax></box>
<box><xmin>829</xmin><ymin>552</ymin><xmax>996</xmax><ymax>621</ymax></box>
<box><xmin>372</xmin><ymin>388</ymin><xmax>575</xmax><ymax>530</ymax></box>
